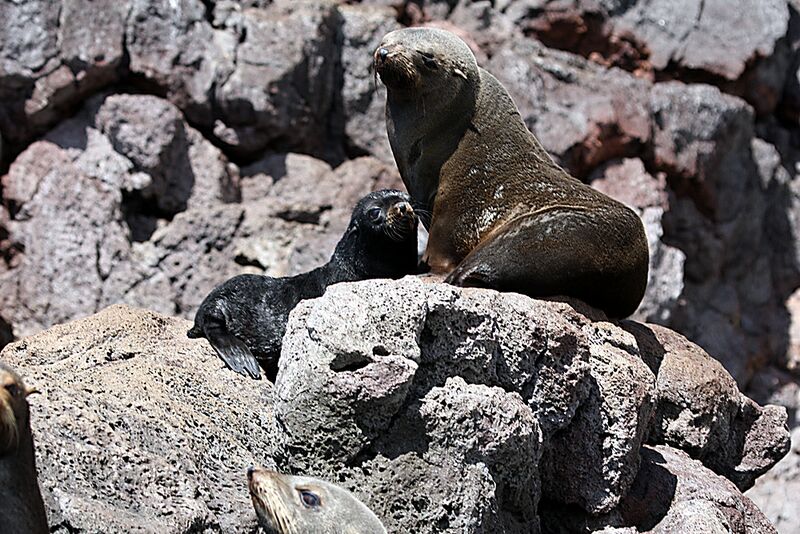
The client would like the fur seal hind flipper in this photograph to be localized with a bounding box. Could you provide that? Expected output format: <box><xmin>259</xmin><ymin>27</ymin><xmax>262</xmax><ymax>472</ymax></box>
<box><xmin>204</xmin><ymin>321</ymin><xmax>262</xmax><ymax>380</ymax></box>
<box><xmin>443</xmin><ymin>207</ymin><xmax>648</xmax><ymax>318</ymax></box>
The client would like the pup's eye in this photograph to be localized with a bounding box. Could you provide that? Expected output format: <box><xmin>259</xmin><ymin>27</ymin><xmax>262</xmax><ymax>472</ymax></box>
<box><xmin>299</xmin><ymin>490</ymin><xmax>320</xmax><ymax>508</ymax></box>
<box><xmin>367</xmin><ymin>207</ymin><xmax>382</xmax><ymax>222</ymax></box>
<box><xmin>4</xmin><ymin>384</ymin><xmax>20</xmax><ymax>397</ymax></box>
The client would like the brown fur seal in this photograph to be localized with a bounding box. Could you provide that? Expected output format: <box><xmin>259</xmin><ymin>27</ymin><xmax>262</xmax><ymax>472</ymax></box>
<box><xmin>247</xmin><ymin>466</ymin><xmax>387</xmax><ymax>534</ymax></box>
<box><xmin>374</xmin><ymin>28</ymin><xmax>649</xmax><ymax>318</ymax></box>
<box><xmin>0</xmin><ymin>363</ymin><xmax>48</xmax><ymax>534</ymax></box>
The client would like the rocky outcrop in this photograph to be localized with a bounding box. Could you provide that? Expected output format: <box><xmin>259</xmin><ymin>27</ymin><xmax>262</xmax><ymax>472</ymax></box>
<box><xmin>2</xmin><ymin>1</ymin><xmax>800</xmax><ymax>530</ymax></box>
<box><xmin>1</xmin><ymin>280</ymin><xmax>789</xmax><ymax>533</ymax></box>
<box><xmin>0</xmin><ymin>92</ymin><xmax>403</xmax><ymax>338</ymax></box>
<box><xmin>0</xmin><ymin>304</ymin><xmax>273</xmax><ymax>533</ymax></box>
<box><xmin>273</xmin><ymin>278</ymin><xmax>788</xmax><ymax>532</ymax></box>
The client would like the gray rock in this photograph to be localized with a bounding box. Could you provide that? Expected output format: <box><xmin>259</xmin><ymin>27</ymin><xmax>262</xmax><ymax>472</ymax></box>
<box><xmin>338</xmin><ymin>4</ymin><xmax>400</xmax><ymax>164</ymax></box>
<box><xmin>273</xmin><ymin>277</ymin><xmax>786</xmax><ymax>528</ymax></box>
<box><xmin>747</xmin><ymin>427</ymin><xmax>800</xmax><ymax>534</ymax></box>
<box><xmin>0</xmin><ymin>304</ymin><xmax>272</xmax><ymax>533</ymax></box>
<box><xmin>544</xmin><ymin>445</ymin><xmax>777</xmax><ymax>533</ymax></box>
<box><xmin>0</xmin><ymin>140</ymin><xmax>130</xmax><ymax>339</ymax></box>
<box><xmin>487</xmin><ymin>38</ymin><xmax>651</xmax><ymax>178</ymax></box>
<box><xmin>214</xmin><ymin>0</ymin><xmax>341</xmax><ymax>158</ymax></box>
<box><xmin>625</xmin><ymin>323</ymin><xmax>791</xmax><ymax>490</ymax></box>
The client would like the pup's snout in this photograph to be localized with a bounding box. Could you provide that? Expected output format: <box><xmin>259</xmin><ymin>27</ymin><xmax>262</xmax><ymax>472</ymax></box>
<box><xmin>390</xmin><ymin>201</ymin><xmax>414</xmax><ymax>219</ymax></box>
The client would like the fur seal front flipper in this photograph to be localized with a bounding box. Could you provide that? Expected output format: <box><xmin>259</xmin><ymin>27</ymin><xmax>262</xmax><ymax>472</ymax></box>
<box><xmin>190</xmin><ymin>313</ymin><xmax>262</xmax><ymax>380</ymax></box>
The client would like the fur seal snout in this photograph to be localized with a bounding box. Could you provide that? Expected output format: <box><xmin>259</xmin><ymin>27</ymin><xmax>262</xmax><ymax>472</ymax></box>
<box><xmin>0</xmin><ymin>363</ymin><xmax>48</xmax><ymax>534</ymax></box>
<box><xmin>188</xmin><ymin>190</ymin><xmax>419</xmax><ymax>380</ymax></box>
<box><xmin>248</xmin><ymin>467</ymin><xmax>387</xmax><ymax>534</ymax></box>
<box><xmin>377</xmin><ymin>28</ymin><xmax>649</xmax><ymax>318</ymax></box>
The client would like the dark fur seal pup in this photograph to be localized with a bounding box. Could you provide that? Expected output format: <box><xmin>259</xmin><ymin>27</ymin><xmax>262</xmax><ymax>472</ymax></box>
<box><xmin>247</xmin><ymin>466</ymin><xmax>387</xmax><ymax>534</ymax></box>
<box><xmin>188</xmin><ymin>190</ymin><xmax>418</xmax><ymax>380</ymax></box>
<box><xmin>374</xmin><ymin>28</ymin><xmax>649</xmax><ymax>318</ymax></box>
<box><xmin>0</xmin><ymin>363</ymin><xmax>48</xmax><ymax>534</ymax></box>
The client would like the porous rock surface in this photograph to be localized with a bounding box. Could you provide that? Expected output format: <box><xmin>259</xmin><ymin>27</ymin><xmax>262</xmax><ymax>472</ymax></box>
<box><xmin>0</xmin><ymin>304</ymin><xmax>273</xmax><ymax>533</ymax></box>
<box><xmin>0</xmin><ymin>279</ymin><xmax>789</xmax><ymax>533</ymax></box>
<box><xmin>273</xmin><ymin>277</ymin><xmax>789</xmax><ymax>533</ymax></box>
<box><xmin>2</xmin><ymin>0</ymin><xmax>800</xmax><ymax>531</ymax></box>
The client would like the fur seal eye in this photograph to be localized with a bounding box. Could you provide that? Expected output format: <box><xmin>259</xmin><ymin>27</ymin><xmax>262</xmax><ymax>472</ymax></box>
<box><xmin>367</xmin><ymin>207</ymin><xmax>382</xmax><ymax>222</ymax></box>
<box><xmin>4</xmin><ymin>383</ymin><xmax>19</xmax><ymax>397</ymax></box>
<box><xmin>299</xmin><ymin>490</ymin><xmax>321</xmax><ymax>508</ymax></box>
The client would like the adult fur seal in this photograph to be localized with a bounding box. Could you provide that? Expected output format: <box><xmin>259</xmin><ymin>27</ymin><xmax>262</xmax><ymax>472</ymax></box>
<box><xmin>247</xmin><ymin>466</ymin><xmax>387</xmax><ymax>534</ymax></box>
<box><xmin>188</xmin><ymin>189</ymin><xmax>419</xmax><ymax>380</ymax></box>
<box><xmin>0</xmin><ymin>363</ymin><xmax>48</xmax><ymax>534</ymax></box>
<box><xmin>374</xmin><ymin>28</ymin><xmax>649</xmax><ymax>318</ymax></box>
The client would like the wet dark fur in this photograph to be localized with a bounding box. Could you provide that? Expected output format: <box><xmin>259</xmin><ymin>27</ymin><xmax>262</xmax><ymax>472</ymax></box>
<box><xmin>375</xmin><ymin>28</ymin><xmax>649</xmax><ymax>318</ymax></box>
<box><xmin>188</xmin><ymin>190</ymin><xmax>419</xmax><ymax>380</ymax></box>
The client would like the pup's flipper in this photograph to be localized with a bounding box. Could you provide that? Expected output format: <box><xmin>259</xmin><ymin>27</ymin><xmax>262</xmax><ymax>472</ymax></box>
<box><xmin>204</xmin><ymin>322</ymin><xmax>262</xmax><ymax>380</ymax></box>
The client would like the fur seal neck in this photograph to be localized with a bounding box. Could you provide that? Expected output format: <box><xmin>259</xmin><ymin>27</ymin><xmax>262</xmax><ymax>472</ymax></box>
<box><xmin>376</xmin><ymin>28</ymin><xmax>478</xmax><ymax>216</ymax></box>
<box><xmin>0</xmin><ymin>363</ymin><xmax>48</xmax><ymax>534</ymax></box>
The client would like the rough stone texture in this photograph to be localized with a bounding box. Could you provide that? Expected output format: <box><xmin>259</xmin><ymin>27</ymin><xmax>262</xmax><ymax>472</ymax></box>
<box><xmin>0</xmin><ymin>92</ymin><xmax>404</xmax><ymax>338</ymax></box>
<box><xmin>0</xmin><ymin>280</ymin><xmax>790</xmax><ymax>533</ymax></box>
<box><xmin>212</xmin><ymin>0</ymin><xmax>342</xmax><ymax>159</ymax></box>
<box><xmin>510</xmin><ymin>0</ymin><xmax>792</xmax><ymax>115</ymax></box>
<box><xmin>273</xmin><ymin>277</ymin><xmax>788</xmax><ymax>531</ymax></box>
<box><xmin>648</xmin><ymin>82</ymin><xmax>798</xmax><ymax>385</ymax></box>
<box><xmin>338</xmin><ymin>4</ymin><xmax>400</xmax><ymax>163</ymax></box>
<box><xmin>626</xmin><ymin>322</ymin><xmax>792</xmax><ymax>490</ymax></box>
<box><xmin>0</xmin><ymin>305</ymin><xmax>272</xmax><ymax>533</ymax></box>
<box><xmin>543</xmin><ymin>445</ymin><xmax>778</xmax><ymax>534</ymax></box>
<box><xmin>745</xmin><ymin>364</ymin><xmax>800</xmax><ymax>534</ymax></box>
<box><xmin>2</xmin><ymin>1</ymin><xmax>800</xmax><ymax>530</ymax></box>
<box><xmin>748</xmin><ymin>427</ymin><xmax>800</xmax><ymax>534</ymax></box>
<box><xmin>487</xmin><ymin>38</ymin><xmax>652</xmax><ymax>179</ymax></box>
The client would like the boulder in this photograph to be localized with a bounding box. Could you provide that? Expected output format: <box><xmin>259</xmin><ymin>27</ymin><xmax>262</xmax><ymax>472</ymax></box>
<box><xmin>0</xmin><ymin>280</ymin><xmax>790</xmax><ymax>533</ymax></box>
<box><xmin>487</xmin><ymin>38</ymin><xmax>651</xmax><ymax>179</ymax></box>
<box><xmin>543</xmin><ymin>445</ymin><xmax>778</xmax><ymax>534</ymax></box>
<box><xmin>273</xmin><ymin>277</ymin><xmax>789</xmax><ymax>530</ymax></box>
<box><xmin>0</xmin><ymin>305</ymin><xmax>273</xmax><ymax>533</ymax></box>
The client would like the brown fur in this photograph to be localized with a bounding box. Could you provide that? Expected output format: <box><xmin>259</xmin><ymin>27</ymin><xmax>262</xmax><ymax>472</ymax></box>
<box><xmin>375</xmin><ymin>28</ymin><xmax>649</xmax><ymax>317</ymax></box>
<box><xmin>0</xmin><ymin>363</ymin><xmax>48</xmax><ymax>534</ymax></box>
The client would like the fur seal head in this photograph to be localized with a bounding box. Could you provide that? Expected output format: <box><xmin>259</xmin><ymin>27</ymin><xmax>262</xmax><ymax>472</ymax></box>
<box><xmin>0</xmin><ymin>363</ymin><xmax>36</xmax><ymax>455</ymax></box>
<box><xmin>348</xmin><ymin>189</ymin><xmax>417</xmax><ymax>245</ymax></box>
<box><xmin>374</xmin><ymin>28</ymin><xmax>477</xmax><ymax>99</ymax></box>
<box><xmin>248</xmin><ymin>467</ymin><xmax>387</xmax><ymax>534</ymax></box>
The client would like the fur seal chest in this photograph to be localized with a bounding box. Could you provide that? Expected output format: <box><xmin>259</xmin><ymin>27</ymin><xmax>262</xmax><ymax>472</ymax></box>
<box><xmin>0</xmin><ymin>363</ymin><xmax>48</xmax><ymax>534</ymax></box>
<box><xmin>374</xmin><ymin>28</ymin><xmax>649</xmax><ymax>318</ymax></box>
<box><xmin>248</xmin><ymin>466</ymin><xmax>387</xmax><ymax>534</ymax></box>
<box><xmin>188</xmin><ymin>190</ymin><xmax>419</xmax><ymax>380</ymax></box>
